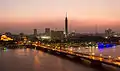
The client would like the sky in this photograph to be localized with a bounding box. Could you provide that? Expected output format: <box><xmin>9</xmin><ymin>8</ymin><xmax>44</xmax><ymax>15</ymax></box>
<box><xmin>0</xmin><ymin>0</ymin><xmax>120</xmax><ymax>34</ymax></box>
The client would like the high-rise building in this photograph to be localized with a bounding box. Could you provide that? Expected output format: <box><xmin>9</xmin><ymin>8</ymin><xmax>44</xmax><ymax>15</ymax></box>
<box><xmin>50</xmin><ymin>30</ymin><xmax>64</xmax><ymax>41</ymax></box>
<box><xmin>65</xmin><ymin>13</ymin><xmax>68</xmax><ymax>37</ymax></box>
<box><xmin>105</xmin><ymin>28</ymin><xmax>113</xmax><ymax>37</ymax></box>
<box><xmin>45</xmin><ymin>28</ymin><xmax>50</xmax><ymax>36</ymax></box>
<box><xmin>5</xmin><ymin>32</ymin><xmax>12</xmax><ymax>37</ymax></box>
<box><xmin>34</xmin><ymin>29</ymin><xmax>37</xmax><ymax>36</ymax></box>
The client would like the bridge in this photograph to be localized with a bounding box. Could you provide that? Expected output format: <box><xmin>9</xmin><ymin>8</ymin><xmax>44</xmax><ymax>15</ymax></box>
<box><xmin>26</xmin><ymin>44</ymin><xmax>120</xmax><ymax>68</ymax></box>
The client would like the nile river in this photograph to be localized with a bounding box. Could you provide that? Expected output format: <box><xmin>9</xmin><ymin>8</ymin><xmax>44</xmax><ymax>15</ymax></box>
<box><xmin>0</xmin><ymin>48</ymin><xmax>120</xmax><ymax>71</ymax></box>
<box><xmin>72</xmin><ymin>45</ymin><xmax>120</xmax><ymax>58</ymax></box>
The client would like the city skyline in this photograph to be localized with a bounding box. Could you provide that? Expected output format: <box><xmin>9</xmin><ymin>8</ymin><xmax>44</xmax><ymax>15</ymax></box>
<box><xmin>0</xmin><ymin>0</ymin><xmax>120</xmax><ymax>34</ymax></box>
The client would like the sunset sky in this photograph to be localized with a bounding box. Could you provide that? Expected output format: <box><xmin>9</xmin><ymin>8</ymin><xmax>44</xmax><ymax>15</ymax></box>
<box><xmin>0</xmin><ymin>0</ymin><xmax>120</xmax><ymax>34</ymax></box>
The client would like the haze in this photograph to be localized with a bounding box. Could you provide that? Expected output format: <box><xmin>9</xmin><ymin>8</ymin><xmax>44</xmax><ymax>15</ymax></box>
<box><xmin>0</xmin><ymin>0</ymin><xmax>120</xmax><ymax>34</ymax></box>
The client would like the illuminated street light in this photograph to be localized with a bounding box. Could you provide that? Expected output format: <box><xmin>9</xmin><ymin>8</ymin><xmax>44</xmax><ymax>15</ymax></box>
<box><xmin>41</xmin><ymin>36</ymin><xmax>51</xmax><ymax>39</ymax></box>
<box><xmin>100</xmin><ymin>54</ymin><xmax>102</xmax><ymax>57</ymax></box>
<box><xmin>117</xmin><ymin>57</ymin><xmax>120</xmax><ymax>60</ymax></box>
<box><xmin>105</xmin><ymin>36</ymin><xmax>108</xmax><ymax>39</ymax></box>
<box><xmin>92</xmin><ymin>53</ymin><xmax>94</xmax><ymax>55</ymax></box>
<box><xmin>96</xmin><ymin>47</ymin><xmax>98</xmax><ymax>48</ymax></box>
<box><xmin>92</xmin><ymin>57</ymin><xmax>95</xmax><ymax>60</ymax></box>
<box><xmin>36</xmin><ymin>42</ymin><xmax>38</xmax><ymax>44</ymax></box>
<box><xmin>99</xmin><ymin>58</ymin><xmax>103</xmax><ymax>61</ymax></box>
<box><xmin>108</xmin><ymin>56</ymin><xmax>112</xmax><ymax>59</ymax></box>
<box><xmin>47</xmin><ymin>45</ymin><xmax>50</xmax><ymax>46</ymax></box>
<box><xmin>28</xmin><ymin>41</ymin><xmax>31</xmax><ymax>43</ymax></box>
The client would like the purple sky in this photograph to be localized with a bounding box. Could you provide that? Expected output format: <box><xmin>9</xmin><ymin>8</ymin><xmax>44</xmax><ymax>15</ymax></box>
<box><xmin>0</xmin><ymin>0</ymin><xmax>120</xmax><ymax>34</ymax></box>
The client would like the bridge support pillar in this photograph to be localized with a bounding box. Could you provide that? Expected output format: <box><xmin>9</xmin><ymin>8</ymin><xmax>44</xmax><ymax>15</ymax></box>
<box><xmin>73</xmin><ymin>56</ymin><xmax>81</xmax><ymax>61</ymax></box>
<box><xmin>42</xmin><ymin>48</ymin><xmax>48</xmax><ymax>52</ymax></box>
<box><xmin>58</xmin><ymin>52</ymin><xmax>67</xmax><ymax>57</ymax></box>
<box><xmin>90</xmin><ymin>60</ymin><xmax>102</xmax><ymax>68</ymax></box>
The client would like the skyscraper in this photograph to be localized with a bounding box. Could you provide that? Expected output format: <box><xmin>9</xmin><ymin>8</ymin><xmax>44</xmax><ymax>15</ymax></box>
<box><xmin>45</xmin><ymin>28</ymin><xmax>50</xmax><ymax>36</ymax></box>
<box><xmin>105</xmin><ymin>28</ymin><xmax>113</xmax><ymax>37</ymax></box>
<box><xmin>65</xmin><ymin>13</ymin><xmax>68</xmax><ymax>37</ymax></box>
<box><xmin>34</xmin><ymin>29</ymin><xmax>37</xmax><ymax>36</ymax></box>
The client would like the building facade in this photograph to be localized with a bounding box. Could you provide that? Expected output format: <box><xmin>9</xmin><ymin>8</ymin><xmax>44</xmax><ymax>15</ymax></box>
<box><xmin>34</xmin><ymin>29</ymin><xmax>37</xmax><ymax>36</ymax></box>
<box><xmin>50</xmin><ymin>30</ymin><xmax>64</xmax><ymax>41</ymax></box>
<box><xmin>45</xmin><ymin>28</ymin><xmax>50</xmax><ymax>36</ymax></box>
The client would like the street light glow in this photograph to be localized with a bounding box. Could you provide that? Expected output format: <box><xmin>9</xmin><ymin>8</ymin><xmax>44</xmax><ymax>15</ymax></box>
<box><xmin>41</xmin><ymin>36</ymin><xmax>51</xmax><ymax>39</ymax></box>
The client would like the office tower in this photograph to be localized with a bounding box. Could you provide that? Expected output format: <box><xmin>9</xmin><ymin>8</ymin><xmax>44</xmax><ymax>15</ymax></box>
<box><xmin>45</xmin><ymin>28</ymin><xmax>50</xmax><ymax>36</ymax></box>
<box><xmin>34</xmin><ymin>29</ymin><xmax>37</xmax><ymax>36</ymax></box>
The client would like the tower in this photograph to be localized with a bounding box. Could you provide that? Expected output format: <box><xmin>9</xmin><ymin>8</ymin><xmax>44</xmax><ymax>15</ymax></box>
<box><xmin>34</xmin><ymin>29</ymin><xmax>37</xmax><ymax>36</ymax></box>
<box><xmin>95</xmin><ymin>24</ymin><xmax>98</xmax><ymax>35</ymax></box>
<box><xmin>65</xmin><ymin>12</ymin><xmax>68</xmax><ymax>37</ymax></box>
<box><xmin>45</xmin><ymin>28</ymin><xmax>50</xmax><ymax>36</ymax></box>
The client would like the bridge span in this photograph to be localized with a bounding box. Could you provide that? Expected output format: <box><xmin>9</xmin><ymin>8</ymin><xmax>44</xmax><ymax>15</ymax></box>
<box><xmin>25</xmin><ymin>44</ymin><xmax>120</xmax><ymax>68</ymax></box>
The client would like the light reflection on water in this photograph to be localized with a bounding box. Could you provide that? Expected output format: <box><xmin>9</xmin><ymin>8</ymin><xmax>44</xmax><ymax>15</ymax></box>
<box><xmin>74</xmin><ymin>45</ymin><xmax>120</xmax><ymax>58</ymax></box>
<box><xmin>0</xmin><ymin>48</ymin><xmax>120</xmax><ymax>71</ymax></box>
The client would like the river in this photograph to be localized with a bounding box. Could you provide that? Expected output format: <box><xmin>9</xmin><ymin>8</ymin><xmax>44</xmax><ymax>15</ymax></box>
<box><xmin>71</xmin><ymin>45</ymin><xmax>120</xmax><ymax>58</ymax></box>
<box><xmin>0</xmin><ymin>48</ymin><xmax>120</xmax><ymax>71</ymax></box>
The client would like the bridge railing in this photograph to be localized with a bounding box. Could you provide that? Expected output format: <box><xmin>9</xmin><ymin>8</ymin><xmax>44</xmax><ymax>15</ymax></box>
<box><xmin>38</xmin><ymin>44</ymin><xmax>120</xmax><ymax>66</ymax></box>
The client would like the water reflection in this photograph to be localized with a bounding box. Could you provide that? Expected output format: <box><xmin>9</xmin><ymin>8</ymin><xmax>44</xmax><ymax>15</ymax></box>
<box><xmin>38</xmin><ymin>51</ymin><xmax>44</xmax><ymax>57</ymax></box>
<box><xmin>34</xmin><ymin>55</ymin><xmax>41</xmax><ymax>71</ymax></box>
<box><xmin>26</xmin><ymin>48</ymin><xmax>30</xmax><ymax>52</ymax></box>
<box><xmin>97</xmin><ymin>43</ymin><xmax>116</xmax><ymax>49</ymax></box>
<box><xmin>73</xmin><ymin>44</ymin><xmax>120</xmax><ymax>58</ymax></box>
<box><xmin>0</xmin><ymin>48</ymin><xmax>120</xmax><ymax>71</ymax></box>
<box><xmin>3</xmin><ymin>48</ymin><xmax>8</xmax><ymax>52</ymax></box>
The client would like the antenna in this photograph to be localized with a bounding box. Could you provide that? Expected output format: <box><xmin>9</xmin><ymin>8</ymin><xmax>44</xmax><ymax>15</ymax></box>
<box><xmin>66</xmin><ymin>12</ymin><xmax>67</xmax><ymax>17</ymax></box>
<box><xmin>95</xmin><ymin>24</ymin><xmax>98</xmax><ymax>35</ymax></box>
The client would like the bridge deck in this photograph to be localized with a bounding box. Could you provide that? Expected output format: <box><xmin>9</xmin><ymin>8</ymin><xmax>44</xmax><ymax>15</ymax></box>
<box><xmin>27</xmin><ymin>45</ymin><xmax>120</xmax><ymax>68</ymax></box>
